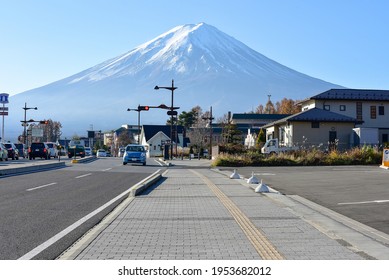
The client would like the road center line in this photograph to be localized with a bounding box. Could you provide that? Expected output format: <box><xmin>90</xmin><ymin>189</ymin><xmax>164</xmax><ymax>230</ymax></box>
<box><xmin>102</xmin><ymin>168</ymin><xmax>112</xmax><ymax>171</ymax></box>
<box><xmin>26</xmin><ymin>182</ymin><xmax>58</xmax><ymax>192</ymax></box>
<box><xmin>75</xmin><ymin>173</ymin><xmax>92</xmax><ymax>179</ymax></box>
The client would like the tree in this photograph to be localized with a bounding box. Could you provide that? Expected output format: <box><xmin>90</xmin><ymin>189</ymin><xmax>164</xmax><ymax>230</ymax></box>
<box><xmin>117</xmin><ymin>129</ymin><xmax>133</xmax><ymax>147</ymax></box>
<box><xmin>256</xmin><ymin>128</ymin><xmax>266</xmax><ymax>149</ymax></box>
<box><xmin>177</xmin><ymin>110</ymin><xmax>196</xmax><ymax>129</ymax></box>
<box><xmin>28</xmin><ymin>119</ymin><xmax>62</xmax><ymax>142</ymax></box>
<box><xmin>264</xmin><ymin>98</ymin><xmax>276</xmax><ymax>114</ymax></box>
<box><xmin>254</xmin><ymin>98</ymin><xmax>301</xmax><ymax>114</ymax></box>
<box><xmin>275</xmin><ymin>98</ymin><xmax>301</xmax><ymax>114</ymax></box>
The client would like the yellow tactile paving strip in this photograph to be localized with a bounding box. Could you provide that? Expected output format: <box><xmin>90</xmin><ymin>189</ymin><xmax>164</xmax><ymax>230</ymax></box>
<box><xmin>190</xmin><ymin>169</ymin><xmax>284</xmax><ymax>260</ymax></box>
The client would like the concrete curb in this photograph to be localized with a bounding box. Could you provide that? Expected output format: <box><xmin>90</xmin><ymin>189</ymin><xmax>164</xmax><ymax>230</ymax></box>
<box><xmin>130</xmin><ymin>173</ymin><xmax>162</xmax><ymax>196</ymax></box>
<box><xmin>0</xmin><ymin>161</ymin><xmax>65</xmax><ymax>176</ymax></box>
<box><xmin>69</xmin><ymin>156</ymin><xmax>96</xmax><ymax>164</ymax></box>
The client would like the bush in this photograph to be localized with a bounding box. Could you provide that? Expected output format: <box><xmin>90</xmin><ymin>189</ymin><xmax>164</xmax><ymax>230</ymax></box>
<box><xmin>212</xmin><ymin>146</ymin><xmax>382</xmax><ymax>167</ymax></box>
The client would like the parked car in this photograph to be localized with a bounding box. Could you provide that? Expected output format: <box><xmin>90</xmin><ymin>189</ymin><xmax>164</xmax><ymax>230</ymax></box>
<box><xmin>4</xmin><ymin>143</ymin><xmax>19</xmax><ymax>160</ymax></box>
<box><xmin>14</xmin><ymin>143</ymin><xmax>27</xmax><ymax>158</ymax></box>
<box><xmin>28</xmin><ymin>142</ymin><xmax>50</xmax><ymax>160</ymax></box>
<box><xmin>96</xmin><ymin>149</ymin><xmax>107</xmax><ymax>157</ymax></box>
<box><xmin>68</xmin><ymin>145</ymin><xmax>85</xmax><ymax>158</ymax></box>
<box><xmin>123</xmin><ymin>144</ymin><xmax>146</xmax><ymax>166</ymax></box>
<box><xmin>0</xmin><ymin>143</ymin><xmax>8</xmax><ymax>161</ymax></box>
<box><xmin>45</xmin><ymin>142</ymin><xmax>58</xmax><ymax>158</ymax></box>
<box><xmin>84</xmin><ymin>147</ymin><xmax>92</xmax><ymax>156</ymax></box>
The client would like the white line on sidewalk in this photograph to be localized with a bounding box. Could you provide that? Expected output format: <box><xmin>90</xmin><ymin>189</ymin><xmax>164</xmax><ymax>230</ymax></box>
<box><xmin>338</xmin><ymin>199</ymin><xmax>389</xmax><ymax>205</ymax></box>
<box><xmin>18</xmin><ymin>169</ymin><xmax>161</xmax><ymax>260</ymax></box>
<box><xmin>26</xmin><ymin>182</ymin><xmax>58</xmax><ymax>192</ymax></box>
<box><xmin>75</xmin><ymin>173</ymin><xmax>92</xmax><ymax>179</ymax></box>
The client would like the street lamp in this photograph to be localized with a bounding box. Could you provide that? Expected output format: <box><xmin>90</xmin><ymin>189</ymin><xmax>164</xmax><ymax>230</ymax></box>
<box><xmin>22</xmin><ymin>103</ymin><xmax>37</xmax><ymax>146</ymax></box>
<box><xmin>154</xmin><ymin>79</ymin><xmax>178</xmax><ymax>160</ymax></box>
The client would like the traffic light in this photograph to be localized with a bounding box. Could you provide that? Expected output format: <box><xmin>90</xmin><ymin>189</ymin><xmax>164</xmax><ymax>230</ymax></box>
<box><xmin>39</xmin><ymin>120</ymin><xmax>49</xmax><ymax>124</ymax></box>
<box><xmin>138</xmin><ymin>106</ymin><xmax>150</xmax><ymax>111</ymax></box>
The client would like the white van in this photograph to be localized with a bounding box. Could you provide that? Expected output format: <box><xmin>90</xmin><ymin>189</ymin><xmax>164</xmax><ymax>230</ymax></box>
<box><xmin>44</xmin><ymin>142</ymin><xmax>58</xmax><ymax>158</ymax></box>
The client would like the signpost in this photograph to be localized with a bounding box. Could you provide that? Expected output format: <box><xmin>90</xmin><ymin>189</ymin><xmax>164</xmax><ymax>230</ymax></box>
<box><xmin>0</xmin><ymin>93</ymin><xmax>9</xmax><ymax>142</ymax></box>
<box><xmin>380</xmin><ymin>149</ymin><xmax>389</xmax><ymax>169</ymax></box>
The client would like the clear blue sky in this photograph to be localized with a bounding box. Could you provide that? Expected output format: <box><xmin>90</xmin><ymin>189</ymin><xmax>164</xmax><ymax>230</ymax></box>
<box><xmin>1</xmin><ymin>0</ymin><xmax>389</xmax><ymax>96</ymax></box>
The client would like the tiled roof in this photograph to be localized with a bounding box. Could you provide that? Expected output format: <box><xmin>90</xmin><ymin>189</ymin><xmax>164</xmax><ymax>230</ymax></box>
<box><xmin>142</xmin><ymin>125</ymin><xmax>184</xmax><ymax>143</ymax></box>
<box><xmin>288</xmin><ymin>108</ymin><xmax>357</xmax><ymax>122</ymax></box>
<box><xmin>311</xmin><ymin>89</ymin><xmax>389</xmax><ymax>101</ymax></box>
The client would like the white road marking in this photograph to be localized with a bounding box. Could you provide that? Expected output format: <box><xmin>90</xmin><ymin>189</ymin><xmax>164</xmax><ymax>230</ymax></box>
<box><xmin>154</xmin><ymin>159</ymin><xmax>164</xmax><ymax>166</ymax></box>
<box><xmin>18</xmin><ymin>169</ymin><xmax>161</xmax><ymax>260</ymax></box>
<box><xmin>26</xmin><ymin>182</ymin><xmax>58</xmax><ymax>192</ymax></box>
<box><xmin>102</xmin><ymin>168</ymin><xmax>112</xmax><ymax>171</ymax></box>
<box><xmin>338</xmin><ymin>199</ymin><xmax>389</xmax><ymax>205</ymax></box>
<box><xmin>254</xmin><ymin>173</ymin><xmax>275</xmax><ymax>176</ymax></box>
<box><xmin>75</xmin><ymin>173</ymin><xmax>92</xmax><ymax>179</ymax></box>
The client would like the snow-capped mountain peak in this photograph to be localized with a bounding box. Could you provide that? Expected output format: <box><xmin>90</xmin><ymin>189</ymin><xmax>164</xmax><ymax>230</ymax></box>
<box><xmin>8</xmin><ymin>22</ymin><xmax>342</xmax><ymax>139</ymax></box>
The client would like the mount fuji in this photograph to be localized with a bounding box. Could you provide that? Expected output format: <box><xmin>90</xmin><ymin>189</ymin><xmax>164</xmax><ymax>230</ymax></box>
<box><xmin>8</xmin><ymin>22</ymin><xmax>342</xmax><ymax>139</ymax></box>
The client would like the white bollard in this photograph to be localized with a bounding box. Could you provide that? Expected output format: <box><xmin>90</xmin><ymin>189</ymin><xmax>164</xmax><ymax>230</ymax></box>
<box><xmin>247</xmin><ymin>171</ymin><xmax>259</xmax><ymax>184</ymax></box>
<box><xmin>230</xmin><ymin>169</ymin><xmax>240</xmax><ymax>179</ymax></box>
<box><xmin>255</xmin><ymin>179</ymin><xmax>270</xmax><ymax>193</ymax></box>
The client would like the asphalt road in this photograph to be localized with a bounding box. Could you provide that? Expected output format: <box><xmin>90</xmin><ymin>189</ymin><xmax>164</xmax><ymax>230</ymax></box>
<box><xmin>220</xmin><ymin>165</ymin><xmax>389</xmax><ymax>235</ymax></box>
<box><xmin>0</xmin><ymin>157</ymin><xmax>164</xmax><ymax>260</ymax></box>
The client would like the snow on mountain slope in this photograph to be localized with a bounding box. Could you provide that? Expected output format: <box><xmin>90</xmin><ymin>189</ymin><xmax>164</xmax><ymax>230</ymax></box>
<box><xmin>7</xmin><ymin>23</ymin><xmax>342</xmax><ymax>139</ymax></box>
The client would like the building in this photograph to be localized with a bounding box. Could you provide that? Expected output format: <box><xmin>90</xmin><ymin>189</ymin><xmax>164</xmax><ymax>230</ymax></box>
<box><xmin>231</xmin><ymin>113</ymin><xmax>291</xmax><ymax>127</ymax></box>
<box><xmin>140</xmin><ymin>125</ymin><xmax>188</xmax><ymax>157</ymax></box>
<box><xmin>263</xmin><ymin>89</ymin><xmax>389</xmax><ymax>150</ymax></box>
<box><xmin>301</xmin><ymin>89</ymin><xmax>389</xmax><ymax>145</ymax></box>
<box><xmin>231</xmin><ymin>113</ymin><xmax>291</xmax><ymax>148</ymax></box>
<box><xmin>262</xmin><ymin>107</ymin><xmax>358</xmax><ymax>150</ymax></box>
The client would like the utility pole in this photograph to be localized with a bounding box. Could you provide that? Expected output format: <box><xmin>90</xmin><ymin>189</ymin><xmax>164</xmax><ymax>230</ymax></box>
<box><xmin>202</xmin><ymin>106</ymin><xmax>214</xmax><ymax>160</ymax></box>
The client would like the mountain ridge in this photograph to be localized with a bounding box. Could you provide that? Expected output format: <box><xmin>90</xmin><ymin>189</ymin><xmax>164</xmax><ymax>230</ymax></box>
<box><xmin>7</xmin><ymin>23</ymin><xmax>343</xmax><ymax>139</ymax></box>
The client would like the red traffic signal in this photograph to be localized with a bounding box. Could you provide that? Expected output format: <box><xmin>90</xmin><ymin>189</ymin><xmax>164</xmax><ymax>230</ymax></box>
<box><xmin>138</xmin><ymin>106</ymin><xmax>149</xmax><ymax>111</ymax></box>
<box><xmin>39</xmin><ymin>120</ymin><xmax>49</xmax><ymax>124</ymax></box>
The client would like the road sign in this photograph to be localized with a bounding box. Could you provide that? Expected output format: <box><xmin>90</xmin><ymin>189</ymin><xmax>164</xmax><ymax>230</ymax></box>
<box><xmin>0</xmin><ymin>93</ymin><xmax>9</xmax><ymax>104</ymax></box>
<box><xmin>167</xmin><ymin>111</ymin><xmax>177</xmax><ymax>116</ymax></box>
<box><xmin>0</xmin><ymin>112</ymin><xmax>8</xmax><ymax>116</ymax></box>
<box><xmin>32</xmin><ymin>128</ymin><xmax>44</xmax><ymax>137</ymax></box>
<box><xmin>0</xmin><ymin>107</ymin><xmax>8</xmax><ymax>111</ymax></box>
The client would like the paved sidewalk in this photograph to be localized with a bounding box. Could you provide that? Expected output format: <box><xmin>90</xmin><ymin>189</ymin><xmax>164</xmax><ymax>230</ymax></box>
<box><xmin>59</xmin><ymin>159</ymin><xmax>389</xmax><ymax>260</ymax></box>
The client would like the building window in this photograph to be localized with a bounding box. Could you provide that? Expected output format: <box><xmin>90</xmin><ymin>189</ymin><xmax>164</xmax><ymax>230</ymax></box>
<box><xmin>323</xmin><ymin>105</ymin><xmax>330</xmax><ymax>111</ymax></box>
<box><xmin>311</xmin><ymin>122</ymin><xmax>320</xmax><ymax>128</ymax></box>
<box><xmin>340</xmin><ymin>105</ymin><xmax>346</xmax><ymax>111</ymax></box>
<box><xmin>379</xmin><ymin>106</ymin><xmax>385</xmax><ymax>115</ymax></box>
<box><xmin>356</xmin><ymin>102</ymin><xmax>363</xmax><ymax>121</ymax></box>
<box><xmin>370</xmin><ymin>106</ymin><xmax>377</xmax><ymax>119</ymax></box>
<box><xmin>383</xmin><ymin>134</ymin><xmax>388</xmax><ymax>143</ymax></box>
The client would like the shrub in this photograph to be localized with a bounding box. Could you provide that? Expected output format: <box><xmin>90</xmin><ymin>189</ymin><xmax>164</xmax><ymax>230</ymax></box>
<box><xmin>212</xmin><ymin>146</ymin><xmax>382</xmax><ymax>167</ymax></box>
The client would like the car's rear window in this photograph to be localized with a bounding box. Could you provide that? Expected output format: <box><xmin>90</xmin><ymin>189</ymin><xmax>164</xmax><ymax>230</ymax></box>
<box><xmin>31</xmin><ymin>143</ymin><xmax>45</xmax><ymax>148</ymax></box>
<box><xmin>46</xmin><ymin>143</ymin><xmax>54</xmax><ymax>148</ymax></box>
